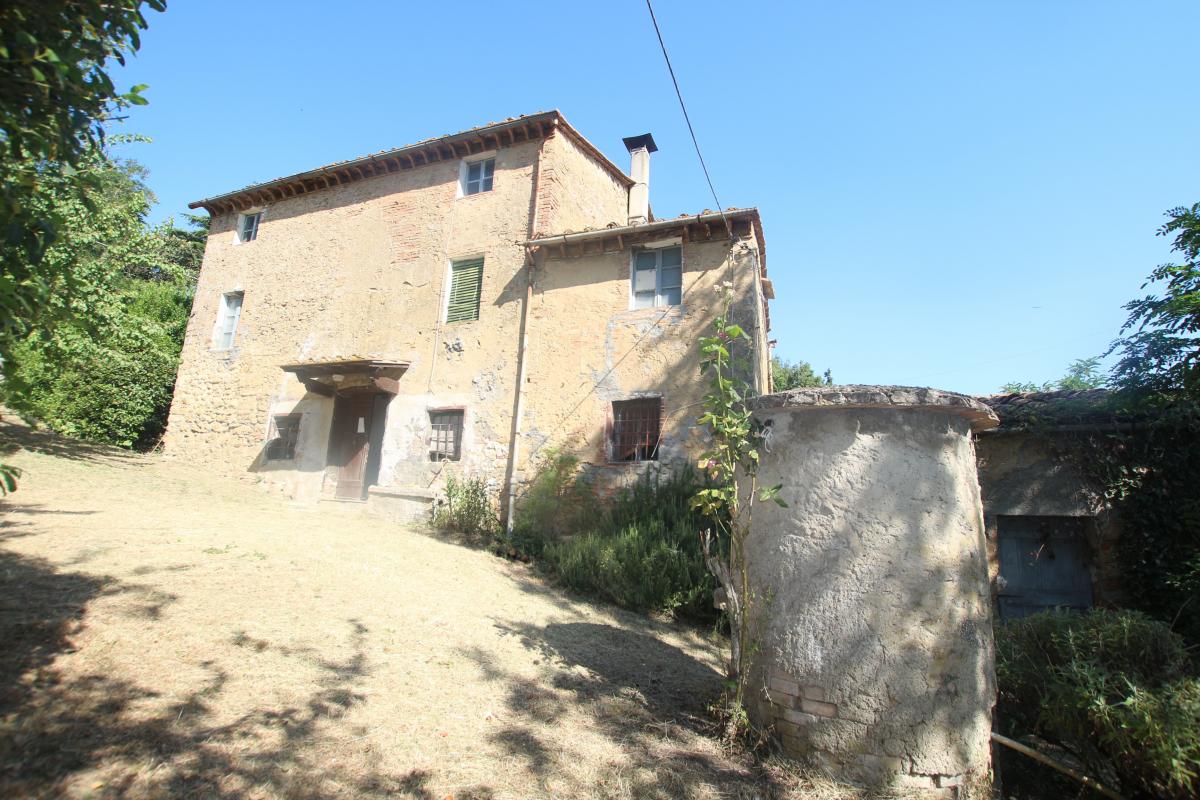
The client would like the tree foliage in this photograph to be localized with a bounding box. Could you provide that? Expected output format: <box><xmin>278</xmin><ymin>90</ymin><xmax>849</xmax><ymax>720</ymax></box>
<box><xmin>2</xmin><ymin>150</ymin><xmax>198</xmax><ymax>449</ymax></box>
<box><xmin>1</xmin><ymin>0</ymin><xmax>165</xmax><ymax>367</ymax></box>
<box><xmin>693</xmin><ymin>285</ymin><xmax>785</xmax><ymax>725</ymax></box>
<box><xmin>1108</xmin><ymin>203</ymin><xmax>1200</xmax><ymax>397</ymax></box>
<box><xmin>770</xmin><ymin>356</ymin><xmax>831</xmax><ymax>392</ymax></box>
<box><xmin>1000</xmin><ymin>357</ymin><xmax>1107</xmax><ymax>394</ymax></box>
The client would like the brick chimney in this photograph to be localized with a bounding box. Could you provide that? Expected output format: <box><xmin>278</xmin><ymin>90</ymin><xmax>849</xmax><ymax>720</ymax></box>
<box><xmin>622</xmin><ymin>134</ymin><xmax>658</xmax><ymax>225</ymax></box>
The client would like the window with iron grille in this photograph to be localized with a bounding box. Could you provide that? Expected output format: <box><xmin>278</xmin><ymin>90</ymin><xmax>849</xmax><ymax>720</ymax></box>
<box><xmin>445</xmin><ymin>258</ymin><xmax>483</xmax><ymax>323</ymax></box>
<box><xmin>237</xmin><ymin>211</ymin><xmax>262</xmax><ymax>243</ymax></box>
<box><xmin>266</xmin><ymin>414</ymin><xmax>301</xmax><ymax>461</ymax></box>
<box><xmin>462</xmin><ymin>157</ymin><xmax>495</xmax><ymax>196</ymax></box>
<box><xmin>609</xmin><ymin>398</ymin><xmax>661</xmax><ymax>462</ymax></box>
<box><xmin>429</xmin><ymin>410</ymin><xmax>464</xmax><ymax>462</ymax></box>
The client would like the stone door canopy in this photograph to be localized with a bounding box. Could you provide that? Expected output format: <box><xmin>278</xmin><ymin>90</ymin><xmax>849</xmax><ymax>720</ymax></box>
<box><xmin>281</xmin><ymin>359</ymin><xmax>410</xmax><ymax>397</ymax></box>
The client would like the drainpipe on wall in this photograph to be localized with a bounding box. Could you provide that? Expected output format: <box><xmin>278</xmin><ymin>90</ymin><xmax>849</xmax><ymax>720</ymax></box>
<box><xmin>503</xmin><ymin>126</ymin><xmax>548</xmax><ymax>534</ymax></box>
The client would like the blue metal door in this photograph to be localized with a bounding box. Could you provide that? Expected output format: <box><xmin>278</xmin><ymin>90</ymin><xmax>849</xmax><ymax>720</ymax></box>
<box><xmin>997</xmin><ymin>516</ymin><xmax>1094</xmax><ymax>619</ymax></box>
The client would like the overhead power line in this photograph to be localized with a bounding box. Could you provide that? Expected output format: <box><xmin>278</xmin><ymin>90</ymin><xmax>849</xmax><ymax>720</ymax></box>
<box><xmin>644</xmin><ymin>0</ymin><xmax>732</xmax><ymax>239</ymax></box>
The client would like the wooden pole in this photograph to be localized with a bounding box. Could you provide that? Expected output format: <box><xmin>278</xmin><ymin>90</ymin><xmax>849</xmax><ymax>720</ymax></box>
<box><xmin>991</xmin><ymin>733</ymin><xmax>1125</xmax><ymax>800</ymax></box>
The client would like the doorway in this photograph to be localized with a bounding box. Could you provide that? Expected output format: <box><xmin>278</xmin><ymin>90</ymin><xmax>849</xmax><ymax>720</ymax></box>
<box><xmin>327</xmin><ymin>391</ymin><xmax>390</xmax><ymax>500</ymax></box>
<box><xmin>996</xmin><ymin>515</ymin><xmax>1094</xmax><ymax>619</ymax></box>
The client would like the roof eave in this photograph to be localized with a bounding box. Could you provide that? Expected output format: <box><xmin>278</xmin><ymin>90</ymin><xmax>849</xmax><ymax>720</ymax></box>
<box><xmin>525</xmin><ymin>208</ymin><xmax>762</xmax><ymax>247</ymax></box>
<box><xmin>188</xmin><ymin>110</ymin><xmax>632</xmax><ymax>213</ymax></box>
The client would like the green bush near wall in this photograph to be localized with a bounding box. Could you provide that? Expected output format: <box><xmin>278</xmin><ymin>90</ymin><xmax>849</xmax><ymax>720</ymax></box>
<box><xmin>6</xmin><ymin>279</ymin><xmax>192</xmax><ymax>450</ymax></box>
<box><xmin>502</xmin><ymin>452</ymin><xmax>720</xmax><ymax>622</ymax></box>
<box><xmin>995</xmin><ymin>609</ymin><xmax>1200</xmax><ymax>799</ymax></box>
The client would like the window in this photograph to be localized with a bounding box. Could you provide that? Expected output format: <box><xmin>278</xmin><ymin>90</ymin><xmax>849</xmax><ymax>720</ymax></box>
<box><xmin>429</xmin><ymin>410</ymin><xmax>464</xmax><ymax>462</ymax></box>
<box><xmin>609</xmin><ymin>398</ymin><xmax>661</xmax><ymax>462</ymax></box>
<box><xmin>462</xmin><ymin>158</ymin><xmax>495</xmax><ymax>196</ymax></box>
<box><xmin>631</xmin><ymin>246</ymin><xmax>682</xmax><ymax>309</ymax></box>
<box><xmin>214</xmin><ymin>291</ymin><xmax>243</xmax><ymax>350</ymax></box>
<box><xmin>445</xmin><ymin>258</ymin><xmax>483</xmax><ymax>323</ymax></box>
<box><xmin>237</xmin><ymin>211</ymin><xmax>262</xmax><ymax>243</ymax></box>
<box><xmin>266</xmin><ymin>414</ymin><xmax>301</xmax><ymax>461</ymax></box>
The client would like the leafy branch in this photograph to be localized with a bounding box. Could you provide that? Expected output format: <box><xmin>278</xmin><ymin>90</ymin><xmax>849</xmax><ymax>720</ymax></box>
<box><xmin>692</xmin><ymin>284</ymin><xmax>784</xmax><ymax>715</ymax></box>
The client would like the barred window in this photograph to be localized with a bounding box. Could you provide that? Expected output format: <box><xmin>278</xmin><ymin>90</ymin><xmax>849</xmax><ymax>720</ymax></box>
<box><xmin>429</xmin><ymin>410</ymin><xmax>464</xmax><ymax>462</ymax></box>
<box><xmin>266</xmin><ymin>414</ymin><xmax>301</xmax><ymax>461</ymax></box>
<box><xmin>609</xmin><ymin>398</ymin><xmax>661</xmax><ymax>463</ymax></box>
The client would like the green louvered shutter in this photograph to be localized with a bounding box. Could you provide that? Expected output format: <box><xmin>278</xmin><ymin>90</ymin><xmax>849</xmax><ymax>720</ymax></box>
<box><xmin>446</xmin><ymin>258</ymin><xmax>484</xmax><ymax>323</ymax></box>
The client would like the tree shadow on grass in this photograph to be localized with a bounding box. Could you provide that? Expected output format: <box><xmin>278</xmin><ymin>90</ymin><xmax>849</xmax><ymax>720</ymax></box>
<box><xmin>0</xmin><ymin>418</ymin><xmax>144</xmax><ymax>466</ymax></box>
<box><xmin>0</xmin><ymin>549</ymin><xmax>471</xmax><ymax>798</ymax></box>
<box><xmin>459</xmin><ymin>620</ymin><xmax>781</xmax><ymax>799</ymax></box>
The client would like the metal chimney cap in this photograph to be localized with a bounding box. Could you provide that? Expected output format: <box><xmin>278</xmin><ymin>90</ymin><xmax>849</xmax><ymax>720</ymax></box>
<box><xmin>622</xmin><ymin>133</ymin><xmax>658</xmax><ymax>153</ymax></box>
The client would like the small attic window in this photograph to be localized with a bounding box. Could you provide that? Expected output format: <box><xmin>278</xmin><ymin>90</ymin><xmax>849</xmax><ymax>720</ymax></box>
<box><xmin>237</xmin><ymin>211</ymin><xmax>262</xmax><ymax>243</ymax></box>
<box><xmin>631</xmin><ymin>246</ymin><xmax>682</xmax><ymax>309</ymax></box>
<box><xmin>462</xmin><ymin>158</ymin><xmax>494</xmax><ymax>196</ymax></box>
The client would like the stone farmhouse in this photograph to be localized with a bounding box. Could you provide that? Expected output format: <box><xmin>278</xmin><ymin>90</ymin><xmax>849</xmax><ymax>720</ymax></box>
<box><xmin>164</xmin><ymin>111</ymin><xmax>773</xmax><ymax>523</ymax></box>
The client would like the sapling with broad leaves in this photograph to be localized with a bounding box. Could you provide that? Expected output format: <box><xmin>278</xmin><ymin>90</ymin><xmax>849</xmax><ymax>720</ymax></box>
<box><xmin>692</xmin><ymin>283</ymin><xmax>785</xmax><ymax>718</ymax></box>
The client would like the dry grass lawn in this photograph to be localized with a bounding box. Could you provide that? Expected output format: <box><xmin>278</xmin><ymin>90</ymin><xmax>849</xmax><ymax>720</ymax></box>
<box><xmin>0</xmin><ymin>421</ymin><xmax>844</xmax><ymax>799</ymax></box>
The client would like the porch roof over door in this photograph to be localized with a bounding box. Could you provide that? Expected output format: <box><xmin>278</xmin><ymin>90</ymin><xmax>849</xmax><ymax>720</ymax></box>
<box><xmin>281</xmin><ymin>358</ymin><xmax>409</xmax><ymax>396</ymax></box>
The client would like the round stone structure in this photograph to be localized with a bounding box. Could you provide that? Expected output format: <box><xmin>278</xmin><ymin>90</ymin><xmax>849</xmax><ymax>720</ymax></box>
<box><xmin>745</xmin><ymin>386</ymin><xmax>999</xmax><ymax>796</ymax></box>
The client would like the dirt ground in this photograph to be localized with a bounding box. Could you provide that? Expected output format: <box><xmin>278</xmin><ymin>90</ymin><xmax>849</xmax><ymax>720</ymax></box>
<box><xmin>0</xmin><ymin>421</ymin><xmax>819</xmax><ymax>799</ymax></box>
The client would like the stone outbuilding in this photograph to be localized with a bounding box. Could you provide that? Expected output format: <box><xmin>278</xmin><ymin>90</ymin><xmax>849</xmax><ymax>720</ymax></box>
<box><xmin>746</xmin><ymin>386</ymin><xmax>998</xmax><ymax>795</ymax></box>
<box><xmin>975</xmin><ymin>389</ymin><xmax>1127</xmax><ymax>618</ymax></box>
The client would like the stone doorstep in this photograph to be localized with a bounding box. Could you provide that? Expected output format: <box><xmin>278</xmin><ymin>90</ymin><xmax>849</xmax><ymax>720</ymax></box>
<box><xmin>367</xmin><ymin>485</ymin><xmax>437</xmax><ymax>502</ymax></box>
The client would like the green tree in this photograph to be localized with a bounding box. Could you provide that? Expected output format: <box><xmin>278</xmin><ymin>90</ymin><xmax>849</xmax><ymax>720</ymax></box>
<box><xmin>2</xmin><ymin>149</ymin><xmax>196</xmax><ymax>449</ymax></box>
<box><xmin>1109</xmin><ymin>203</ymin><xmax>1200</xmax><ymax>397</ymax></box>
<box><xmin>771</xmin><ymin>355</ymin><xmax>832</xmax><ymax>392</ymax></box>
<box><xmin>694</xmin><ymin>286</ymin><xmax>786</xmax><ymax>735</ymax></box>
<box><xmin>1</xmin><ymin>1</ymin><xmax>166</xmax><ymax>486</ymax></box>
<box><xmin>1000</xmin><ymin>357</ymin><xmax>1108</xmax><ymax>394</ymax></box>
<box><xmin>1</xmin><ymin>0</ymin><xmax>165</xmax><ymax>368</ymax></box>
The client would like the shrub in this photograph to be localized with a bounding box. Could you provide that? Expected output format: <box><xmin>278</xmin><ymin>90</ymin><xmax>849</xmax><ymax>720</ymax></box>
<box><xmin>996</xmin><ymin>609</ymin><xmax>1200</xmax><ymax>799</ymax></box>
<box><xmin>5</xmin><ymin>279</ymin><xmax>191</xmax><ymax>450</ymax></box>
<box><xmin>507</xmin><ymin>458</ymin><xmax>719</xmax><ymax>622</ymax></box>
<box><xmin>432</xmin><ymin>474</ymin><xmax>497</xmax><ymax>539</ymax></box>
<box><xmin>510</xmin><ymin>449</ymin><xmax>597</xmax><ymax>539</ymax></box>
<box><xmin>544</xmin><ymin>517</ymin><xmax>714</xmax><ymax>619</ymax></box>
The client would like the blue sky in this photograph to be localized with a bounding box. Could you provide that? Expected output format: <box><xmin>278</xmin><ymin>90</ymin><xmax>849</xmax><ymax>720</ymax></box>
<box><xmin>116</xmin><ymin>1</ymin><xmax>1200</xmax><ymax>395</ymax></box>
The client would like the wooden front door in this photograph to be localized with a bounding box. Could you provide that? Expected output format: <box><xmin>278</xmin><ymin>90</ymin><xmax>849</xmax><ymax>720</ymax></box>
<box><xmin>330</xmin><ymin>392</ymin><xmax>375</xmax><ymax>500</ymax></box>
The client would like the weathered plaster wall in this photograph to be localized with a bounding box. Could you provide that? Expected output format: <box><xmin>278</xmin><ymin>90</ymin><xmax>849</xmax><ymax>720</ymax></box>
<box><xmin>517</xmin><ymin>235</ymin><xmax>767</xmax><ymax>494</ymax></box>
<box><xmin>746</xmin><ymin>391</ymin><xmax>996</xmax><ymax>794</ymax></box>
<box><xmin>165</xmin><ymin>137</ymin><xmax>548</xmax><ymax>499</ymax></box>
<box><xmin>976</xmin><ymin>432</ymin><xmax>1100</xmax><ymax>517</ymax></box>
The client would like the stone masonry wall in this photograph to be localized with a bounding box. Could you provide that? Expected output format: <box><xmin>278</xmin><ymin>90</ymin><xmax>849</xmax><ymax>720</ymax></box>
<box><xmin>166</xmin><ymin>137</ymin><xmax>540</xmax><ymax>500</ymax></box>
